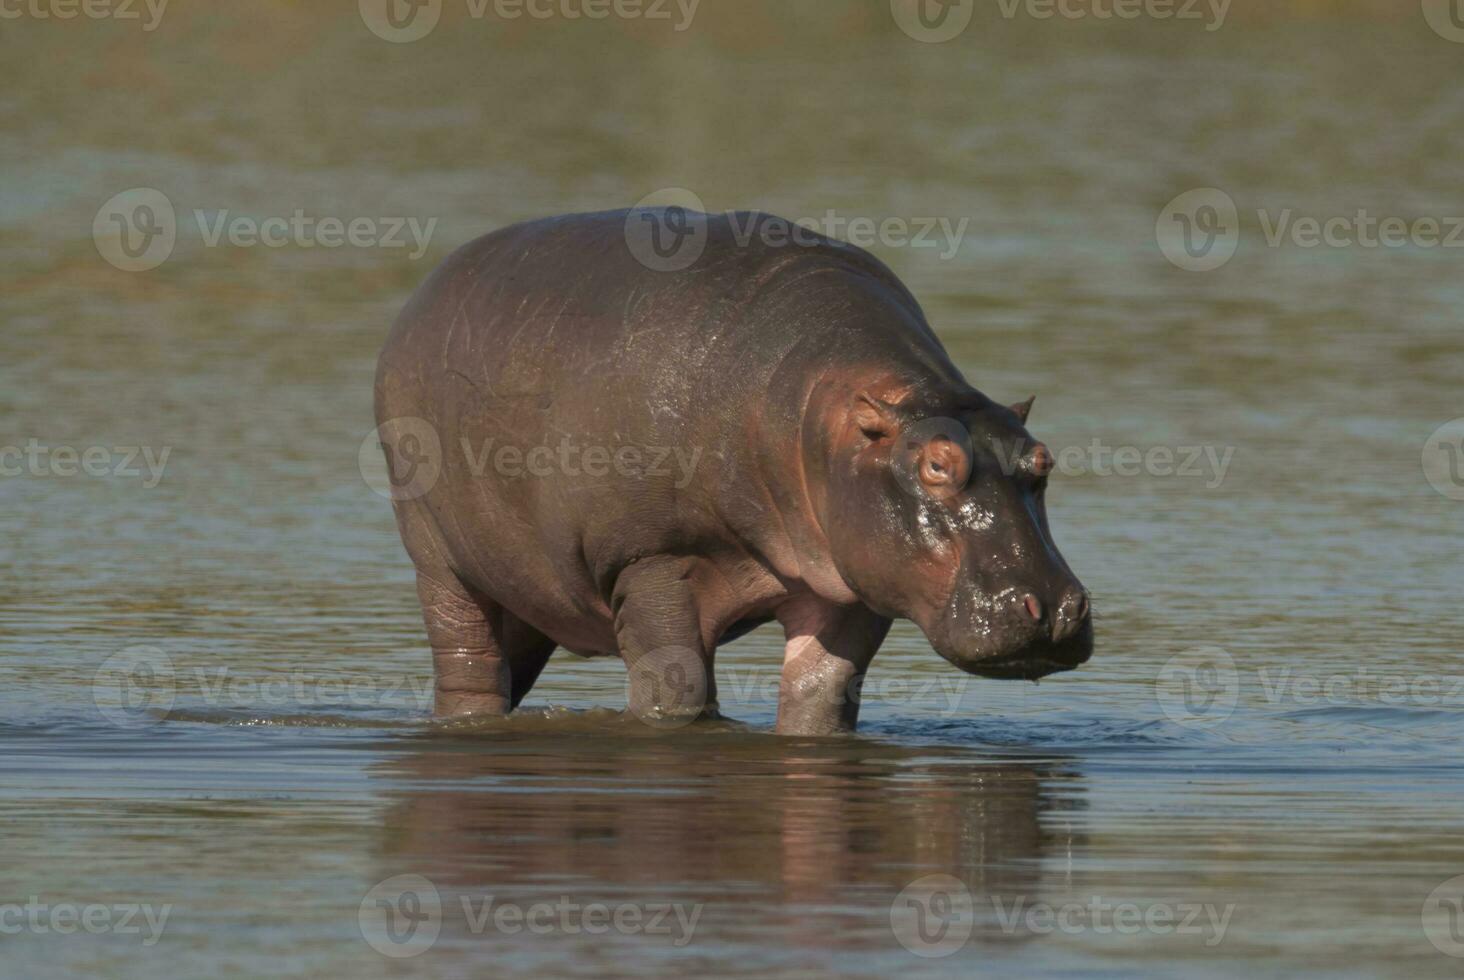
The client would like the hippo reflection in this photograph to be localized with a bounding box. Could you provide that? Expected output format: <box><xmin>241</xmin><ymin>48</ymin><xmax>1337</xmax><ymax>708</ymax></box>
<box><xmin>361</xmin><ymin>729</ymin><xmax>1085</xmax><ymax>961</ymax></box>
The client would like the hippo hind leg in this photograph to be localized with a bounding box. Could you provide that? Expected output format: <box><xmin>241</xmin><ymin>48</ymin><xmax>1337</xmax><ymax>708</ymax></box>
<box><xmin>612</xmin><ymin>556</ymin><xmax>717</xmax><ymax>725</ymax></box>
<box><xmin>415</xmin><ymin>572</ymin><xmax>556</xmax><ymax>717</ymax></box>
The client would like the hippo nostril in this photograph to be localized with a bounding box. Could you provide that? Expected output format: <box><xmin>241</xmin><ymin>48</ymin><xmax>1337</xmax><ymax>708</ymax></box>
<box><xmin>1022</xmin><ymin>594</ymin><xmax>1043</xmax><ymax>623</ymax></box>
<box><xmin>1050</xmin><ymin>590</ymin><xmax>1089</xmax><ymax>642</ymax></box>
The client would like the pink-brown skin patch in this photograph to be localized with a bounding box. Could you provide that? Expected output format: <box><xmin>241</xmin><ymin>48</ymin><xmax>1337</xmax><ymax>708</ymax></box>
<box><xmin>377</xmin><ymin>209</ymin><xmax>1092</xmax><ymax>735</ymax></box>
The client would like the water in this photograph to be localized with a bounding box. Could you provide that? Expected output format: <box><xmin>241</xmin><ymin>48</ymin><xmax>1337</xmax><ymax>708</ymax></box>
<box><xmin>3</xmin><ymin>4</ymin><xmax>1464</xmax><ymax>977</ymax></box>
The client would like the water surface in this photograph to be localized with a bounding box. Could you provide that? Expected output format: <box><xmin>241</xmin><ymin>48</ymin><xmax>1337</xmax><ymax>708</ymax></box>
<box><xmin>2</xmin><ymin>4</ymin><xmax>1463</xmax><ymax>977</ymax></box>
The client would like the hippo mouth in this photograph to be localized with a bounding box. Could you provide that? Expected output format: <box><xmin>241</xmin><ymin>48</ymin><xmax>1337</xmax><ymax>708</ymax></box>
<box><xmin>953</xmin><ymin>631</ymin><xmax>1094</xmax><ymax>681</ymax></box>
<box><xmin>963</xmin><ymin>655</ymin><xmax>1084</xmax><ymax>681</ymax></box>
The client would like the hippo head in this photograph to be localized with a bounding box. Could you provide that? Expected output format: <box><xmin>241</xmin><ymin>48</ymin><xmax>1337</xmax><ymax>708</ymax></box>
<box><xmin>815</xmin><ymin>386</ymin><xmax>1093</xmax><ymax>680</ymax></box>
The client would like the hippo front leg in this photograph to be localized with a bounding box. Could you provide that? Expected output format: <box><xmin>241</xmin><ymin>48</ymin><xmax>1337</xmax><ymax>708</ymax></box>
<box><xmin>775</xmin><ymin>598</ymin><xmax>891</xmax><ymax>735</ymax></box>
<box><xmin>613</xmin><ymin>557</ymin><xmax>715</xmax><ymax>726</ymax></box>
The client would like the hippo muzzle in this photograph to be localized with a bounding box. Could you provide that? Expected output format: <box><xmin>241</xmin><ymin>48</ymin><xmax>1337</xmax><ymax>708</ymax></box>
<box><xmin>925</xmin><ymin>579</ymin><xmax>1094</xmax><ymax>680</ymax></box>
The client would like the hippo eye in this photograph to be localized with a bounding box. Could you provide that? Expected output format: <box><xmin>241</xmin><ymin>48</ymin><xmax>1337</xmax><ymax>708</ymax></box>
<box><xmin>917</xmin><ymin>437</ymin><xmax>971</xmax><ymax>496</ymax></box>
<box><xmin>859</xmin><ymin>423</ymin><xmax>887</xmax><ymax>442</ymax></box>
<box><xmin>1028</xmin><ymin>444</ymin><xmax>1053</xmax><ymax>474</ymax></box>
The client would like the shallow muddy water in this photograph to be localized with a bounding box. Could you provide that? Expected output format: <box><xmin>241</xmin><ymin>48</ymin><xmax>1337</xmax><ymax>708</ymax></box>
<box><xmin>3</xmin><ymin>4</ymin><xmax>1464</xmax><ymax>977</ymax></box>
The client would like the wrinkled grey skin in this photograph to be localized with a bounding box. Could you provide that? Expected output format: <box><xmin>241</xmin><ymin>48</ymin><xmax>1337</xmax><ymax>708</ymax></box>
<box><xmin>375</xmin><ymin>209</ymin><xmax>1092</xmax><ymax>734</ymax></box>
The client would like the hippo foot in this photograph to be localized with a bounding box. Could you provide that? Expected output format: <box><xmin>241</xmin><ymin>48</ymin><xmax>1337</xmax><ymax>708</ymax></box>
<box><xmin>432</xmin><ymin>690</ymin><xmax>511</xmax><ymax>718</ymax></box>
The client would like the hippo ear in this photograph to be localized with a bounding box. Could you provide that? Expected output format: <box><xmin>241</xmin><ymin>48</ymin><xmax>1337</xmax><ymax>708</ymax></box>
<box><xmin>852</xmin><ymin>393</ymin><xmax>899</xmax><ymax>441</ymax></box>
<box><xmin>1010</xmin><ymin>396</ymin><xmax>1035</xmax><ymax>425</ymax></box>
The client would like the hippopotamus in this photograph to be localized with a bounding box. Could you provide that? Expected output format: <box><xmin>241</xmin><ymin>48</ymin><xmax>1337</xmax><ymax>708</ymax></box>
<box><xmin>374</xmin><ymin>208</ymin><xmax>1092</xmax><ymax>734</ymax></box>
